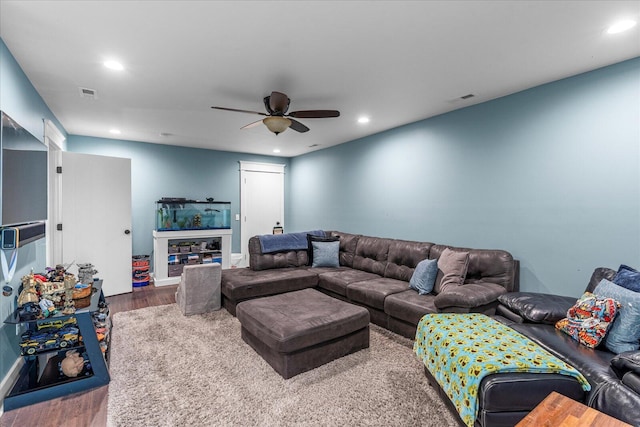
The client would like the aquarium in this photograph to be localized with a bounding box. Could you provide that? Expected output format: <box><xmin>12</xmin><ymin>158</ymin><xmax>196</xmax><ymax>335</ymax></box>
<box><xmin>156</xmin><ymin>198</ymin><xmax>231</xmax><ymax>231</ymax></box>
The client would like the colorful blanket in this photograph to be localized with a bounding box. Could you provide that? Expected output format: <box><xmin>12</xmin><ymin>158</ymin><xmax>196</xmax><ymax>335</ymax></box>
<box><xmin>413</xmin><ymin>313</ymin><xmax>590</xmax><ymax>427</ymax></box>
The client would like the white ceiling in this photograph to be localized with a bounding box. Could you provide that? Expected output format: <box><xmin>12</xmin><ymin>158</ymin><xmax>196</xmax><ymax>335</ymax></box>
<box><xmin>1</xmin><ymin>1</ymin><xmax>639</xmax><ymax>158</ymax></box>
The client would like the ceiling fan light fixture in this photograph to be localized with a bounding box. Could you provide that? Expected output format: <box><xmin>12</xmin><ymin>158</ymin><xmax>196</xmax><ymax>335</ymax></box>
<box><xmin>263</xmin><ymin>116</ymin><xmax>291</xmax><ymax>135</ymax></box>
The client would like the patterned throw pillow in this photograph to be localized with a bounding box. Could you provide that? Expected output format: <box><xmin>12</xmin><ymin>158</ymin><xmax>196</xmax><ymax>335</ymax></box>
<box><xmin>555</xmin><ymin>292</ymin><xmax>620</xmax><ymax>348</ymax></box>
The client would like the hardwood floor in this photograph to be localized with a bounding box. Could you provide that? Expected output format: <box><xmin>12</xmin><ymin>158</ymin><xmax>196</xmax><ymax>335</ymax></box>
<box><xmin>0</xmin><ymin>283</ymin><xmax>178</xmax><ymax>427</ymax></box>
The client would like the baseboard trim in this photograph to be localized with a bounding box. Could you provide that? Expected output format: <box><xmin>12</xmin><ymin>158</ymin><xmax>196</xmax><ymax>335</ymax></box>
<box><xmin>0</xmin><ymin>356</ymin><xmax>24</xmax><ymax>417</ymax></box>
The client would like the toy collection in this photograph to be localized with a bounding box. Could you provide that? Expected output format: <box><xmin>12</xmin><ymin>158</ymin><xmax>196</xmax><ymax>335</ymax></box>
<box><xmin>15</xmin><ymin>263</ymin><xmax>100</xmax><ymax>321</ymax></box>
<box><xmin>12</xmin><ymin>263</ymin><xmax>109</xmax><ymax>367</ymax></box>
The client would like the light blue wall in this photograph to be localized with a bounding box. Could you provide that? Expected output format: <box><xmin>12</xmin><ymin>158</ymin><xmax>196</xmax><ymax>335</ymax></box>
<box><xmin>66</xmin><ymin>136</ymin><xmax>291</xmax><ymax>256</ymax></box>
<box><xmin>289</xmin><ymin>57</ymin><xmax>640</xmax><ymax>297</ymax></box>
<box><xmin>0</xmin><ymin>38</ymin><xmax>65</xmax><ymax>395</ymax></box>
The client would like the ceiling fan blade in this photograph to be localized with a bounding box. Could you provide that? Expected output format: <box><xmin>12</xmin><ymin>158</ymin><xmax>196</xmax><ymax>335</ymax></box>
<box><xmin>288</xmin><ymin>118</ymin><xmax>310</xmax><ymax>133</ymax></box>
<box><xmin>240</xmin><ymin>119</ymin><xmax>264</xmax><ymax>130</ymax></box>
<box><xmin>211</xmin><ymin>106</ymin><xmax>267</xmax><ymax>116</ymax></box>
<box><xmin>269</xmin><ymin>91</ymin><xmax>290</xmax><ymax>113</ymax></box>
<box><xmin>288</xmin><ymin>110</ymin><xmax>340</xmax><ymax>118</ymax></box>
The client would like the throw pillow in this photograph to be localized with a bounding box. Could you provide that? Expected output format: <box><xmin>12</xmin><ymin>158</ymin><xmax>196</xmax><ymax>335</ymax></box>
<box><xmin>409</xmin><ymin>258</ymin><xmax>438</xmax><ymax>295</ymax></box>
<box><xmin>555</xmin><ymin>292</ymin><xmax>619</xmax><ymax>348</ymax></box>
<box><xmin>311</xmin><ymin>240</ymin><xmax>340</xmax><ymax>268</ymax></box>
<box><xmin>594</xmin><ymin>278</ymin><xmax>640</xmax><ymax>353</ymax></box>
<box><xmin>613</xmin><ymin>264</ymin><xmax>640</xmax><ymax>292</ymax></box>
<box><xmin>307</xmin><ymin>234</ymin><xmax>340</xmax><ymax>266</ymax></box>
<box><xmin>433</xmin><ymin>248</ymin><xmax>470</xmax><ymax>294</ymax></box>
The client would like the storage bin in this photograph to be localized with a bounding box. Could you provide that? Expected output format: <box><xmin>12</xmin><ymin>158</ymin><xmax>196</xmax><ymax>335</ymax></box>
<box><xmin>132</xmin><ymin>255</ymin><xmax>150</xmax><ymax>287</ymax></box>
<box><xmin>168</xmin><ymin>264</ymin><xmax>184</xmax><ymax>277</ymax></box>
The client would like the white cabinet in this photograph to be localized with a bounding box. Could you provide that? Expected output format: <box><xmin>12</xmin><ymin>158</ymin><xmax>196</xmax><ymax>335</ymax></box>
<box><xmin>152</xmin><ymin>229</ymin><xmax>232</xmax><ymax>286</ymax></box>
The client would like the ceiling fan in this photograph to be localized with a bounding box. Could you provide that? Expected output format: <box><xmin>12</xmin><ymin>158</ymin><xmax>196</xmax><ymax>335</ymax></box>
<box><xmin>211</xmin><ymin>91</ymin><xmax>340</xmax><ymax>135</ymax></box>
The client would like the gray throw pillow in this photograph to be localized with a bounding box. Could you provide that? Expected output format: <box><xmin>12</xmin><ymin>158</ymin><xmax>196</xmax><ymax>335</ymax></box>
<box><xmin>409</xmin><ymin>258</ymin><xmax>438</xmax><ymax>295</ymax></box>
<box><xmin>311</xmin><ymin>240</ymin><xmax>340</xmax><ymax>268</ymax></box>
<box><xmin>434</xmin><ymin>248</ymin><xmax>470</xmax><ymax>294</ymax></box>
<box><xmin>307</xmin><ymin>234</ymin><xmax>339</xmax><ymax>266</ymax></box>
<box><xmin>594</xmin><ymin>278</ymin><xmax>640</xmax><ymax>353</ymax></box>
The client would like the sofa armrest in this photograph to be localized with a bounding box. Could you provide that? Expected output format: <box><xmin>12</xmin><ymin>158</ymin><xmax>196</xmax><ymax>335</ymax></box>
<box><xmin>611</xmin><ymin>351</ymin><xmax>640</xmax><ymax>379</ymax></box>
<box><xmin>434</xmin><ymin>283</ymin><xmax>506</xmax><ymax>310</ymax></box>
<box><xmin>497</xmin><ymin>292</ymin><xmax>575</xmax><ymax>325</ymax></box>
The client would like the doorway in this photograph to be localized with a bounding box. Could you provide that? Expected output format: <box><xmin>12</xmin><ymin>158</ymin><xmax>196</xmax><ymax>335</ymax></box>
<box><xmin>239</xmin><ymin>161</ymin><xmax>285</xmax><ymax>267</ymax></box>
<box><xmin>55</xmin><ymin>152</ymin><xmax>132</xmax><ymax>296</ymax></box>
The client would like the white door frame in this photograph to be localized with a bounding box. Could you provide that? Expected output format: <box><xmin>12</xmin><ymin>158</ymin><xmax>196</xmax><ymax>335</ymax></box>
<box><xmin>44</xmin><ymin>119</ymin><xmax>65</xmax><ymax>268</ymax></box>
<box><xmin>239</xmin><ymin>161</ymin><xmax>285</xmax><ymax>266</ymax></box>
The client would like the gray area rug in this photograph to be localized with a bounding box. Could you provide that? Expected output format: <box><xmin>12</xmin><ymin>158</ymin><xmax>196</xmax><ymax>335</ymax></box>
<box><xmin>106</xmin><ymin>304</ymin><xmax>459</xmax><ymax>426</ymax></box>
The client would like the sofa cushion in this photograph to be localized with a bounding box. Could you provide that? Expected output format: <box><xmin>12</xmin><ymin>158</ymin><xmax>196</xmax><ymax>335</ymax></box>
<box><xmin>317</xmin><ymin>268</ymin><xmax>381</xmax><ymax>297</ymax></box>
<box><xmin>327</xmin><ymin>231</ymin><xmax>360</xmax><ymax>268</ymax></box>
<box><xmin>433</xmin><ymin>248</ymin><xmax>470</xmax><ymax>294</ymax></box>
<box><xmin>585</xmin><ymin>267</ymin><xmax>616</xmax><ymax>292</ymax></box>
<box><xmin>510</xmin><ymin>322</ymin><xmax>617</xmax><ymax>385</ymax></box>
<box><xmin>310</xmin><ymin>240</ymin><xmax>340</xmax><ymax>268</ymax></box>
<box><xmin>465</xmin><ymin>249</ymin><xmax>518</xmax><ymax>292</ymax></box>
<box><xmin>613</xmin><ymin>264</ymin><xmax>640</xmax><ymax>292</ymax></box>
<box><xmin>384</xmin><ymin>290</ymin><xmax>437</xmax><ymax>325</ymax></box>
<box><xmin>384</xmin><ymin>239</ymin><xmax>432</xmax><ymax>282</ymax></box>
<box><xmin>593</xmin><ymin>278</ymin><xmax>640</xmax><ymax>353</ymax></box>
<box><xmin>248</xmin><ymin>236</ymin><xmax>308</xmax><ymax>271</ymax></box>
<box><xmin>555</xmin><ymin>292</ymin><xmax>619</xmax><ymax>348</ymax></box>
<box><xmin>409</xmin><ymin>258</ymin><xmax>438</xmax><ymax>295</ymax></box>
<box><xmin>346</xmin><ymin>277</ymin><xmax>408</xmax><ymax>310</ymax></box>
<box><xmin>221</xmin><ymin>267</ymin><xmax>318</xmax><ymax>301</ymax></box>
<box><xmin>434</xmin><ymin>283</ymin><xmax>506</xmax><ymax>310</ymax></box>
<box><xmin>352</xmin><ymin>235</ymin><xmax>391</xmax><ymax>276</ymax></box>
<box><xmin>497</xmin><ymin>292</ymin><xmax>576</xmax><ymax>325</ymax></box>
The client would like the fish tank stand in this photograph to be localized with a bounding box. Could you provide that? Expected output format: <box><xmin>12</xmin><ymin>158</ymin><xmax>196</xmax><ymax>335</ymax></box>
<box><xmin>152</xmin><ymin>229</ymin><xmax>232</xmax><ymax>287</ymax></box>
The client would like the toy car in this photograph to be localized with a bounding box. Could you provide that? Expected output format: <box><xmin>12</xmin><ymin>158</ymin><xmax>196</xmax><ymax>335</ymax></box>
<box><xmin>19</xmin><ymin>325</ymin><xmax>81</xmax><ymax>355</ymax></box>
<box><xmin>37</xmin><ymin>317</ymin><xmax>77</xmax><ymax>331</ymax></box>
<box><xmin>20</xmin><ymin>337</ymin><xmax>61</xmax><ymax>355</ymax></box>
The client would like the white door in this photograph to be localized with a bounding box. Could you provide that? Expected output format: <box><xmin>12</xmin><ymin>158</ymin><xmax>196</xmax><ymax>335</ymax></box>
<box><xmin>44</xmin><ymin>119</ymin><xmax>65</xmax><ymax>268</ymax></box>
<box><xmin>60</xmin><ymin>152</ymin><xmax>132</xmax><ymax>296</ymax></box>
<box><xmin>240</xmin><ymin>162</ymin><xmax>285</xmax><ymax>267</ymax></box>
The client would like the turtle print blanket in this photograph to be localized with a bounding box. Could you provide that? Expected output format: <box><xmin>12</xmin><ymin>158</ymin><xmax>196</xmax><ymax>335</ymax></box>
<box><xmin>413</xmin><ymin>313</ymin><xmax>590</xmax><ymax>426</ymax></box>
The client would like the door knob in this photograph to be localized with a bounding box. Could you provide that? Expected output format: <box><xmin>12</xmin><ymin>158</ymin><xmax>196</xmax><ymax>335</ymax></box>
<box><xmin>124</xmin><ymin>229</ymin><xmax>131</xmax><ymax>235</ymax></box>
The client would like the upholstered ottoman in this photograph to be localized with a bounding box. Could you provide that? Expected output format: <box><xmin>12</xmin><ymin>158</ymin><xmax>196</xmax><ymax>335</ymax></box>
<box><xmin>236</xmin><ymin>288</ymin><xmax>370</xmax><ymax>379</ymax></box>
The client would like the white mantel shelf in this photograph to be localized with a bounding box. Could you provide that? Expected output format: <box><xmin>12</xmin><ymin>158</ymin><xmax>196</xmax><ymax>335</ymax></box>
<box><xmin>152</xmin><ymin>229</ymin><xmax>232</xmax><ymax>287</ymax></box>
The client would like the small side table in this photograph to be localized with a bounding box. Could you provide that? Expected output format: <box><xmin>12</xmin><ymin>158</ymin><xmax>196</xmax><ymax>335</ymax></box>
<box><xmin>516</xmin><ymin>391</ymin><xmax>631</xmax><ymax>427</ymax></box>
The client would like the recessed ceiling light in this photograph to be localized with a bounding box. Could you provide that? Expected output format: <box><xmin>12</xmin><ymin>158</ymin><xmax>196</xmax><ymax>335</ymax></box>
<box><xmin>357</xmin><ymin>116</ymin><xmax>370</xmax><ymax>124</ymax></box>
<box><xmin>273</xmin><ymin>149</ymin><xmax>281</xmax><ymax>153</ymax></box>
<box><xmin>109</xmin><ymin>129</ymin><xmax>121</xmax><ymax>135</ymax></box>
<box><xmin>607</xmin><ymin>19</ymin><xmax>637</xmax><ymax>34</ymax></box>
<box><xmin>104</xmin><ymin>60</ymin><xmax>124</xmax><ymax>71</ymax></box>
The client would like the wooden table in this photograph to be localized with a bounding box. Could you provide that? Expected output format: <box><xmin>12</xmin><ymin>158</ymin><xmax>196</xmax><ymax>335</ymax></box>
<box><xmin>516</xmin><ymin>392</ymin><xmax>632</xmax><ymax>427</ymax></box>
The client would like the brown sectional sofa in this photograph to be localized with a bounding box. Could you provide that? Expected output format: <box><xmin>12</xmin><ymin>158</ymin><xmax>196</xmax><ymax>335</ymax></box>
<box><xmin>222</xmin><ymin>231</ymin><xmax>519</xmax><ymax>338</ymax></box>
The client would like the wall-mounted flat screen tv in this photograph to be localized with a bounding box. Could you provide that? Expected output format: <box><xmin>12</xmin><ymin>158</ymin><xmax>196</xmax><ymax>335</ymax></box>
<box><xmin>1</xmin><ymin>111</ymin><xmax>48</xmax><ymax>226</ymax></box>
